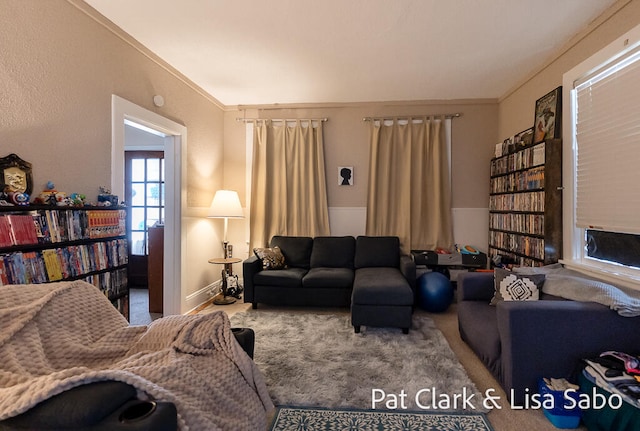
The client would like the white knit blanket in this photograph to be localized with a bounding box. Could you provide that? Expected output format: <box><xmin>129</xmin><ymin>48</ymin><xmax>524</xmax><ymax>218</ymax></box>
<box><xmin>515</xmin><ymin>265</ymin><xmax>640</xmax><ymax>317</ymax></box>
<box><xmin>0</xmin><ymin>281</ymin><xmax>274</xmax><ymax>430</ymax></box>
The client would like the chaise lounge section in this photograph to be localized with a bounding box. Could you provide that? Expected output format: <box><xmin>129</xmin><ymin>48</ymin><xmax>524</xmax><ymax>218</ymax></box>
<box><xmin>351</xmin><ymin>236</ymin><xmax>416</xmax><ymax>334</ymax></box>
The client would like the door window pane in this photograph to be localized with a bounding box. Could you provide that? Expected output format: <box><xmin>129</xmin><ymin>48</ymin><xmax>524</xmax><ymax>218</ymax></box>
<box><xmin>131</xmin><ymin>159</ymin><xmax>145</xmax><ymax>182</ymax></box>
<box><xmin>131</xmin><ymin>207</ymin><xmax>146</xmax><ymax>231</ymax></box>
<box><xmin>147</xmin><ymin>158</ymin><xmax>161</xmax><ymax>181</ymax></box>
<box><xmin>146</xmin><ymin>207</ymin><xmax>160</xmax><ymax>228</ymax></box>
<box><xmin>147</xmin><ymin>183</ymin><xmax>161</xmax><ymax>207</ymax></box>
<box><xmin>131</xmin><ymin>231</ymin><xmax>146</xmax><ymax>255</ymax></box>
<box><xmin>131</xmin><ymin>183</ymin><xmax>145</xmax><ymax>206</ymax></box>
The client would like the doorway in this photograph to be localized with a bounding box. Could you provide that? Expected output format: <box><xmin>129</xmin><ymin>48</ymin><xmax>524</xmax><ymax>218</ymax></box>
<box><xmin>111</xmin><ymin>95</ymin><xmax>187</xmax><ymax>317</ymax></box>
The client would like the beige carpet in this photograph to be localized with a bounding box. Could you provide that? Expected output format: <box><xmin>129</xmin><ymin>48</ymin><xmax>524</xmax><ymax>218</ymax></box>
<box><xmin>199</xmin><ymin>299</ymin><xmax>588</xmax><ymax>431</ymax></box>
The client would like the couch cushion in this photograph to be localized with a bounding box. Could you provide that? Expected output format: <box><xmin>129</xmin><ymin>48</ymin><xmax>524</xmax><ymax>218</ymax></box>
<box><xmin>310</xmin><ymin>236</ymin><xmax>356</xmax><ymax>268</ymax></box>
<box><xmin>303</xmin><ymin>267</ymin><xmax>354</xmax><ymax>289</ymax></box>
<box><xmin>270</xmin><ymin>236</ymin><xmax>313</xmax><ymax>269</ymax></box>
<box><xmin>253</xmin><ymin>246</ymin><xmax>286</xmax><ymax>270</ymax></box>
<box><xmin>491</xmin><ymin>268</ymin><xmax>545</xmax><ymax>305</ymax></box>
<box><xmin>253</xmin><ymin>267</ymin><xmax>307</xmax><ymax>288</ymax></box>
<box><xmin>352</xmin><ymin>267</ymin><xmax>413</xmax><ymax>306</ymax></box>
<box><xmin>354</xmin><ymin>236</ymin><xmax>400</xmax><ymax>269</ymax></box>
<box><xmin>457</xmin><ymin>301</ymin><xmax>502</xmax><ymax>380</ymax></box>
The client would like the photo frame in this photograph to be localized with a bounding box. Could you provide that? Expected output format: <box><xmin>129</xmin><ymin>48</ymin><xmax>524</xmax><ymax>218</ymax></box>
<box><xmin>0</xmin><ymin>153</ymin><xmax>33</xmax><ymax>196</ymax></box>
<box><xmin>338</xmin><ymin>166</ymin><xmax>353</xmax><ymax>186</ymax></box>
<box><xmin>515</xmin><ymin>127</ymin><xmax>534</xmax><ymax>148</ymax></box>
<box><xmin>533</xmin><ymin>86</ymin><xmax>562</xmax><ymax>143</ymax></box>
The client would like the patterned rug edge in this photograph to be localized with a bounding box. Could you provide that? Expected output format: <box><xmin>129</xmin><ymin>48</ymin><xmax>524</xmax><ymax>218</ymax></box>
<box><xmin>269</xmin><ymin>405</ymin><xmax>494</xmax><ymax>431</ymax></box>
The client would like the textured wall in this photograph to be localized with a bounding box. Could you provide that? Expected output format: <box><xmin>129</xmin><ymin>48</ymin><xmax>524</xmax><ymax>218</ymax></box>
<box><xmin>498</xmin><ymin>0</ymin><xmax>640</xmax><ymax>140</ymax></box>
<box><xmin>0</xmin><ymin>0</ymin><xmax>225</xmax><ymax>208</ymax></box>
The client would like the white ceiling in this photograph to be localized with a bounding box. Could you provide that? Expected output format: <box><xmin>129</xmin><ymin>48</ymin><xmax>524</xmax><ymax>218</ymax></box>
<box><xmin>85</xmin><ymin>0</ymin><xmax>617</xmax><ymax>106</ymax></box>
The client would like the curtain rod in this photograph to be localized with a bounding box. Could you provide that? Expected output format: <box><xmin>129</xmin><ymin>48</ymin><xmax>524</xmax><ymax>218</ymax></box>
<box><xmin>236</xmin><ymin>117</ymin><xmax>328</xmax><ymax>123</ymax></box>
<box><xmin>363</xmin><ymin>113</ymin><xmax>462</xmax><ymax>121</ymax></box>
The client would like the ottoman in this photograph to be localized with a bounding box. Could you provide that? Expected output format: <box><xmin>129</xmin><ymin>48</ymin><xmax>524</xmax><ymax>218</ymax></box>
<box><xmin>351</xmin><ymin>266</ymin><xmax>414</xmax><ymax>334</ymax></box>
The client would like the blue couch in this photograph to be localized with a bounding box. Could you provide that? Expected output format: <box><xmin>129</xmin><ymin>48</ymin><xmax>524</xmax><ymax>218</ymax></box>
<box><xmin>457</xmin><ymin>271</ymin><xmax>640</xmax><ymax>404</ymax></box>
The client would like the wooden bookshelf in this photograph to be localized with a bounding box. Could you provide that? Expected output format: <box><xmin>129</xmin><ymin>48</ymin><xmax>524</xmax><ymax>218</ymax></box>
<box><xmin>0</xmin><ymin>205</ymin><xmax>129</xmax><ymax>319</ymax></box>
<box><xmin>488</xmin><ymin>139</ymin><xmax>562</xmax><ymax>266</ymax></box>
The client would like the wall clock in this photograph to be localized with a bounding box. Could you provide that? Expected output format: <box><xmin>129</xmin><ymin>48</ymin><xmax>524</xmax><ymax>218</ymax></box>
<box><xmin>0</xmin><ymin>153</ymin><xmax>33</xmax><ymax>196</ymax></box>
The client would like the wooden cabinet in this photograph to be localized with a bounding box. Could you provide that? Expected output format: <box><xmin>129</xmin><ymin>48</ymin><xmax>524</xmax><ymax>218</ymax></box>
<box><xmin>0</xmin><ymin>205</ymin><xmax>129</xmax><ymax>319</ymax></box>
<box><xmin>488</xmin><ymin>139</ymin><xmax>562</xmax><ymax>266</ymax></box>
<box><xmin>147</xmin><ymin>223</ymin><xmax>163</xmax><ymax>313</ymax></box>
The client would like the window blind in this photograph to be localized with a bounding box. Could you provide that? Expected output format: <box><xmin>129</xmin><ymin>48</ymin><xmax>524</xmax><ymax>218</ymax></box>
<box><xmin>574</xmin><ymin>47</ymin><xmax>640</xmax><ymax>234</ymax></box>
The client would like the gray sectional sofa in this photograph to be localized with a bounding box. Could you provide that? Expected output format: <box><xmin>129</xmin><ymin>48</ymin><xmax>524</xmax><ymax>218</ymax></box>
<box><xmin>243</xmin><ymin>235</ymin><xmax>416</xmax><ymax>332</ymax></box>
<box><xmin>457</xmin><ymin>271</ymin><xmax>640</xmax><ymax>404</ymax></box>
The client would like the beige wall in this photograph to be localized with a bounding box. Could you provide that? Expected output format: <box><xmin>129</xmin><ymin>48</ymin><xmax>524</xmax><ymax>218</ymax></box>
<box><xmin>498</xmin><ymin>0</ymin><xmax>640</xmax><ymax>140</ymax></box>
<box><xmin>1</xmin><ymin>0</ymin><xmax>225</xmax><ymax>208</ymax></box>
<box><xmin>1</xmin><ymin>0</ymin><xmax>227</xmax><ymax>313</ymax></box>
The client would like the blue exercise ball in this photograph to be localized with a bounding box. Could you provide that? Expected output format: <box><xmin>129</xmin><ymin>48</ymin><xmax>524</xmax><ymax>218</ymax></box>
<box><xmin>417</xmin><ymin>271</ymin><xmax>453</xmax><ymax>312</ymax></box>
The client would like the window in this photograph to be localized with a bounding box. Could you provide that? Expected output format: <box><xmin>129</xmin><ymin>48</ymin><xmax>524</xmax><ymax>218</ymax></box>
<box><xmin>125</xmin><ymin>152</ymin><xmax>165</xmax><ymax>255</ymax></box>
<box><xmin>563</xmin><ymin>24</ymin><xmax>640</xmax><ymax>287</ymax></box>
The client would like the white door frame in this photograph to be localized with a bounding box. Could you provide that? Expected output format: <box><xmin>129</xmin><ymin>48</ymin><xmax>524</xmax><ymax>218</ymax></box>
<box><xmin>111</xmin><ymin>95</ymin><xmax>186</xmax><ymax>316</ymax></box>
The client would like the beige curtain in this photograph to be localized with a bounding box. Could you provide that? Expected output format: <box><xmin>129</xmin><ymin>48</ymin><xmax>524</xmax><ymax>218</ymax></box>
<box><xmin>366</xmin><ymin>117</ymin><xmax>454</xmax><ymax>253</ymax></box>
<box><xmin>250</xmin><ymin>120</ymin><xmax>330</xmax><ymax>250</ymax></box>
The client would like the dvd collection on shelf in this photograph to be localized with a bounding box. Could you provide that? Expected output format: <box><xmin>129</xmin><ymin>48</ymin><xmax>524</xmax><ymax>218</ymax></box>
<box><xmin>489</xmin><ymin>213</ymin><xmax>544</xmax><ymax>236</ymax></box>
<box><xmin>490</xmin><ymin>166</ymin><xmax>545</xmax><ymax>194</ymax></box>
<box><xmin>0</xmin><ymin>209</ymin><xmax>126</xmax><ymax>247</ymax></box>
<box><xmin>0</xmin><ymin>206</ymin><xmax>129</xmax><ymax>319</ymax></box>
<box><xmin>489</xmin><ymin>139</ymin><xmax>562</xmax><ymax>267</ymax></box>
<box><xmin>491</xmin><ymin>142</ymin><xmax>546</xmax><ymax>176</ymax></box>
<box><xmin>489</xmin><ymin>191</ymin><xmax>545</xmax><ymax>212</ymax></box>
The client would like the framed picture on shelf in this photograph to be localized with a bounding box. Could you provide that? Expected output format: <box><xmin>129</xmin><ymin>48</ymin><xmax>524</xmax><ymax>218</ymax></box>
<box><xmin>0</xmin><ymin>153</ymin><xmax>33</xmax><ymax>196</ymax></box>
<box><xmin>515</xmin><ymin>128</ymin><xmax>534</xmax><ymax>148</ymax></box>
<box><xmin>533</xmin><ymin>86</ymin><xmax>562</xmax><ymax>143</ymax></box>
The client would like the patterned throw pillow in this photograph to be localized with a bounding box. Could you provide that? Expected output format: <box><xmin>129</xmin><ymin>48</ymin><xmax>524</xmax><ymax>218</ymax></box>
<box><xmin>490</xmin><ymin>267</ymin><xmax>545</xmax><ymax>305</ymax></box>
<box><xmin>253</xmin><ymin>246</ymin><xmax>286</xmax><ymax>270</ymax></box>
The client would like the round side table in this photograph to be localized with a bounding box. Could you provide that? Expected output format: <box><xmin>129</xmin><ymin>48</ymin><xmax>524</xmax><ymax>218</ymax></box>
<box><xmin>208</xmin><ymin>257</ymin><xmax>242</xmax><ymax>305</ymax></box>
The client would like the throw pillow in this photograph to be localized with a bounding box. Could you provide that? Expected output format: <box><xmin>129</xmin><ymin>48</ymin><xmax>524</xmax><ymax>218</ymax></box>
<box><xmin>491</xmin><ymin>267</ymin><xmax>545</xmax><ymax>305</ymax></box>
<box><xmin>253</xmin><ymin>246</ymin><xmax>286</xmax><ymax>270</ymax></box>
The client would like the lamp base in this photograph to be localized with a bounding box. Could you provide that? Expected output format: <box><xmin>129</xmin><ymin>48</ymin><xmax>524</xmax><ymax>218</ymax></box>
<box><xmin>213</xmin><ymin>295</ymin><xmax>237</xmax><ymax>305</ymax></box>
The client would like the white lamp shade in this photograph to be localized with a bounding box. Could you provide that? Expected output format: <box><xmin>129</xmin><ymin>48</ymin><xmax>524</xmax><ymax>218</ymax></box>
<box><xmin>207</xmin><ymin>190</ymin><xmax>244</xmax><ymax>218</ymax></box>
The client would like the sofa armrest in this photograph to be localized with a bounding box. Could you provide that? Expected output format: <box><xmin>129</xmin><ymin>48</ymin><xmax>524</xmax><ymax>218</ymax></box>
<box><xmin>457</xmin><ymin>272</ymin><xmax>494</xmax><ymax>302</ymax></box>
<box><xmin>0</xmin><ymin>381</ymin><xmax>137</xmax><ymax>429</ymax></box>
<box><xmin>496</xmin><ymin>299</ymin><xmax>640</xmax><ymax>404</ymax></box>
<box><xmin>400</xmin><ymin>254</ymin><xmax>416</xmax><ymax>289</ymax></box>
<box><xmin>242</xmin><ymin>256</ymin><xmax>262</xmax><ymax>304</ymax></box>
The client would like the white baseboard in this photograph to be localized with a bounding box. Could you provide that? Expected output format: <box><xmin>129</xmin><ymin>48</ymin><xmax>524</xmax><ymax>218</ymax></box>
<box><xmin>185</xmin><ymin>280</ymin><xmax>220</xmax><ymax>313</ymax></box>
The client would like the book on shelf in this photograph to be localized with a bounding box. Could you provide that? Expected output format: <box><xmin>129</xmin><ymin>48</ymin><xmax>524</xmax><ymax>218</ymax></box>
<box><xmin>42</xmin><ymin>249</ymin><xmax>63</xmax><ymax>281</ymax></box>
<box><xmin>0</xmin><ymin>208</ymin><xmax>125</xmax><ymax>247</ymax></box>
<box><xmin>0</xmin><ymin>216</ymin><xmax>12</xmax><ymax>248</ymax></box>
<box><xmin>0</xmin><ymin>239</ymin><xmax>127</xmax><ymax>285</ymax></box>
<box><xmin>5</xmin><ymin>215</ymin><xmax>39</xmax><ymax>246</ymax></box>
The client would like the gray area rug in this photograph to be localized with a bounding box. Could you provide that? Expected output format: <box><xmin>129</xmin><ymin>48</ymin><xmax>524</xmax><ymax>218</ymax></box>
<box><xmin>230</xmin><ymin>310</ymin><xmax>484</xmax><ymax>412</ymax></box>
<box><xmin>269</xmin><ymin>407</ymin><xmax>493</xmax><ymax>431</ymax></box>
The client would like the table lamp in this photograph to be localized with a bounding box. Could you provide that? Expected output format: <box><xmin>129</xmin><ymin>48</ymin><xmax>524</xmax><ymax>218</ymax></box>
<box><xmin>207</xmin><ymin>189</ymin><xmax>244</xmax><ymax>258</ymax></box>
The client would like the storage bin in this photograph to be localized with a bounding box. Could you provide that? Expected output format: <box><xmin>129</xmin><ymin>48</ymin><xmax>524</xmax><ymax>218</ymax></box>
<box><xmin>538</xmin><ymin>378</ymin><xmax>582</xmax><ymax>429</ymax></box>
